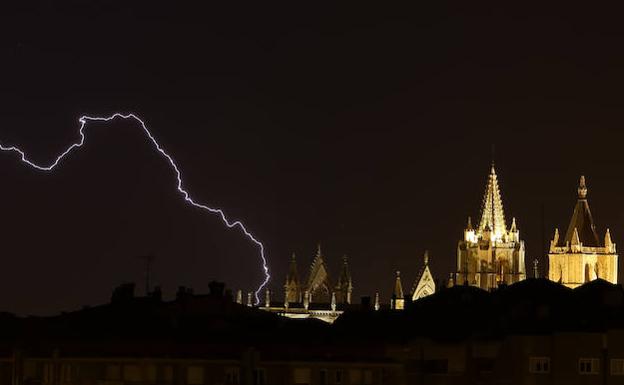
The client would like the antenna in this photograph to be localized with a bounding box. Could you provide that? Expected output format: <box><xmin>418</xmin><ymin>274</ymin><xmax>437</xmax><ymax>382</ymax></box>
<box><xmin>137</xmin><ymin>254</ymin><xmax>156</xmax><ymax>295</ymax></box>
<box><xmin>540</xmin><ymin>203</ymin><xmax>545</xmax><ymax>275</ymax></box>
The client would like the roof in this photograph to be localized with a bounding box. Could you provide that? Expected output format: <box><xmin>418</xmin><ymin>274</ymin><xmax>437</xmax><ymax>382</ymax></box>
<box><xmin>478</xmin><ymin>164</ymin><xmax>507</xmax><ymax>235</ymax></box>
<box><xmin>561</xmin><ymin>176</ymin><xmax>600</xmax><ymax>247</ymax></box>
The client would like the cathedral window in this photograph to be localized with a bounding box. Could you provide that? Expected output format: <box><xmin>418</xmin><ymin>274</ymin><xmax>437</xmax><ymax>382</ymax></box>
<box><xmin>529</xmin><ymin>357</ymin><xmax>550</xmax><ymax>373</ymax></box>
<box><xmin>579</xmin><ymin>358</ymin><xmax>599</xmax><ymax>374</ymax></box>
<box><xmin>611</xmin><ymin>359</ymin><xmax>624</xmax><ymax>376</ymax></box>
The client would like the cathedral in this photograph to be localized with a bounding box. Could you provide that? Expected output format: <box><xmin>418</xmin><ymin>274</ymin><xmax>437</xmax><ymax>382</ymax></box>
<box><xmin>453</xmin><ymin>165</ymin><xmax>526</xmax><ymax>289</ymax></box>
<box><xmin>548</xmin><ymin>176</ymin><xmax>618</xmax><ymax>288</ymax></box>
<box><xmin>259</xmin><ymin>245</ymin><xmax>354</xmax><ymax>323</ymax></box>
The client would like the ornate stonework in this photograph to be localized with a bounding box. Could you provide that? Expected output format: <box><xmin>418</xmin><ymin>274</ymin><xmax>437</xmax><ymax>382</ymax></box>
<box><xmin>454</xmin><ymin>165</ymin><xmax>526</xmax><ymax>289</ymax></box>
<box><xmin>411</xmin><ymin>251</ymin><xmax>435</xmax><ymax>300</ymax></box>
<box><xmin>548</xmin><ymin>176</ymin><xmax>618</xmax><ymax>288</ymax></box>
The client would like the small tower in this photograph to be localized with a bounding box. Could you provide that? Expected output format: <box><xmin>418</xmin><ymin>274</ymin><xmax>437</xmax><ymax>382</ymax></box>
<box><xmin>374</xmin><ymin>292</ymin><xmax>380</xmax><ymax>311</ymax></box>
<box><xmin>236</xmin><ymin>289</ymin><xmax>242</xmax><ymax>304</ymax></box>
<box><xmin>533</xmin><ymin>259</ymin><xmax>539</xmax><ymax>279</ymax></box>
<box><xmin>264</xmin><ymin>289</ymin><xmax>271</xmax><ymax>308</ymax></box>
<box><xmin>548</xmin><ymin>176</ymin><xmax>618</xmax><ymax>287</ymax></box>
<box><xmin>391</xmin><ymin>271</ymin><xmax>405</xmax><ymax>310</ymax></box>
<box><xmin>335</xmin><ymin>255</ymin><xmax>353</xmax><ymax>304</ymax></box>
<box><xmin>246</xmin><ymin>292</ymin><xmax>253</xmax><ymax>307</ymax></box>
<box><xmin>284</xmin><ymin>253</ymin><xmax>301</xmax><ymax>304</ymax></box>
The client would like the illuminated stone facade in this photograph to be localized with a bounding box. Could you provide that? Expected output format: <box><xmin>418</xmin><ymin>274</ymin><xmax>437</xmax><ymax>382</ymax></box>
<box><xmin>454</xmin><ymin>165</ymin><xmax>526</xmax><ymax>289</ymax></box>
<box><xmin>260</xmin><ymin>245</ymin><xmax>353</xmax><ymax>323</ymax></box>
<box><xmin>411</xmin><ymin>251</ymin><xmax>435</xmax><ymax>300</ymax></box>
<box><xmin>548</xmin><ymin>176</ymin><xmax>618</xmax><ymax>288</ymax></box>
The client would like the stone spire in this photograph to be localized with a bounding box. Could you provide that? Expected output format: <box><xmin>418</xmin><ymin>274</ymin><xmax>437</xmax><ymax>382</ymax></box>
<box><xmin>562</xmin><ymin>176</ymin><xmax>599</xmax><ymax>247</ymax></box>
<box><xmin>391</xmin><ymin>271</ymin><xmax>405</xmax><ymax>310</ymax></box>
<box><xmin>605</xmin><ymin>228</ymin><xmax>615</xmax><ymax>253</ymax></box>
<box><xmin>306</xmin><ymin>244</ymin><xmax>332</xmax><ymax>302</ymax></box>
<box><xmin>284</xmin><ymin>253</ymin><xmax>301</xmax><ymax>304</ymax></box>
<box><xmin>393</xmin><ymin>271</ymin><xmax>404</xmax><ymax>298</ymax></box>
<box><xmin>533</xmin><ymin>259</ymin><xmax>539</xmax><ymax>278</ymax></box>
<box><xmin>335</xmin><ymin>255</ymin><xmax>353</xmax><ymax>304</ymax></box>
<box><xmin>478</xmin><ymin>164</ymin><xmax>507</xmax><ymax>237</ymax></box>
<box><xmin>578</xmin><ymin>175</ymin><xmax>588</xmax><ymax>199</ymax></box>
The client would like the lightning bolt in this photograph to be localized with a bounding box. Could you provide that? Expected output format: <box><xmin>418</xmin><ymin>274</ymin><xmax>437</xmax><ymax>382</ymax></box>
<box><xmin>0</xmin><ymin>113</ymin><xmax>270</xmax><ymax>304</ymax></box>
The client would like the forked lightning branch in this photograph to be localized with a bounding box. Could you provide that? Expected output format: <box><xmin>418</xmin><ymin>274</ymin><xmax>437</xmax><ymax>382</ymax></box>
<box><xmin>0</xmin><ymin>113</ymin><xmax>270</xmax><ymax>303</ymax></box>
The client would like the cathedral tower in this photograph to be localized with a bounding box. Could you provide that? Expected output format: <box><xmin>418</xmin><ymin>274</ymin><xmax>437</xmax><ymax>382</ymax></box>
<box><xmin>284</xmin><ymin>253</ymin><xmax>301</xmax><ymax>304</ymax></box>
<box><xmin>548</xmin><ymin>176</ymin><xmax>618</xmax><ymax>287</ymax></box>
<box><xmin>334</xmin><ymin>255</ymin><xmax>353</xmax><ymax>304</ymax></box>
<box><xmin>454</xmin><ymin>164</ymin><xmax>526</xmax><ymax>289</ymax></box>
<box><xmin>305</xmin><ymin>244</ymin><xmax>332</xmax><ymax>303</ymax></box>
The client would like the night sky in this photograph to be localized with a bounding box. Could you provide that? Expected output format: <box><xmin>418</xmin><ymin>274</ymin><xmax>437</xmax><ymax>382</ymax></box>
<box><xmin>2</xmin><ymin>3</ymin><xmax>624</xmax><ymax>314</ymax></box>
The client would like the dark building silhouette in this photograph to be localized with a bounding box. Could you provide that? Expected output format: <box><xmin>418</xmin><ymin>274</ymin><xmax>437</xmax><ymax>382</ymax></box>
<box><xmin>1</xmin><ymin>279</ymin><xmax>624</xmax><ymax>384</ymax></box>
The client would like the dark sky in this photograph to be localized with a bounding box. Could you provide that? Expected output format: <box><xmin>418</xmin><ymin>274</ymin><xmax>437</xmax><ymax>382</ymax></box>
<box><xmin>1</xmin><ymin>2</ymin><xmax>624</xmax><ymax>314</ymax></box>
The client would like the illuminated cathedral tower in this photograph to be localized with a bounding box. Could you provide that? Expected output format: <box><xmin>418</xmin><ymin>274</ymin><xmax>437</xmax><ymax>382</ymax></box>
<box><xmin>284</xmin><ymin>253</ymin><xmax>301</xmax><ymax>304</ymax></box>
<box><xmin>548</xmin><ymin>176</ymin><xmax>618</xmax><ymax>288</ymax></box>
<box><xmin>306</xmin><ymin>244</ymin><xmax>332</xmax><ymax>303</ymax></box>
<box><xmin>334</xmin><ymin>256</ymin><xmax>353</xmax><ymax>304</ymax></box>
<box><xmin>455</xmin><ymin>164</ymin><xmax>526</xmax><ymax>289</ymax></box>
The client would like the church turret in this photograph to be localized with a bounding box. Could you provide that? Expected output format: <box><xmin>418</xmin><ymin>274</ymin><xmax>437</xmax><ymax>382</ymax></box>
<box><xmin>334</xmin><ymin>255</ymin><xmax>353</xmax><ymax>304</ymax></box>
<box><xmin>284</xmin><ymin>253</ymin><xmax>301</xmax><ymax>304</ymax></box>
<box><xmin>265</xmin><ymin>289</ymin><xmax>271</xmax><ymax>308</ymax></box>
<box><xmin>605</xmin><ymin>228</ymin><xmax>615</xmax><ymax>253</ymax></box>
<box><xmin>548</xmin><ymin>176</ymin><xmax>618</xmax><ymax>288</ymax></box>
<box><xmin>571</xmin><ymin>227</ymin><xmax>581</xmax><ymax>252</ymax></box>
<box><xmin>391</xmin><ymin>271</ymin><xmax>404</xmax><ymax>310</ymax></box>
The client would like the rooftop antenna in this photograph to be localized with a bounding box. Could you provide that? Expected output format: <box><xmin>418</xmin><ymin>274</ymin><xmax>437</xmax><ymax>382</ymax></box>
<box><xmin>137</xmin><ymin>254</ymin><xmax>156</xmax><ymax>295</ymax></box>
<box><xmin>540</xmin><ymin>203</ymin><xmax>545</xmax><ymax>276</ymax></box>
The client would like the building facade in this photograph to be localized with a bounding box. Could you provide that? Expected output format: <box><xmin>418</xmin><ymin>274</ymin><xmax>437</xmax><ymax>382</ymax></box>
<box><xmin>454</xmin><ymin>165</ymin><xmax>526</xmax><ymax>289</ymax></box>
<box><xmin>548</xmin><ymin>176</ymin><xmax>618</xmax><ymax>288</ymax></box>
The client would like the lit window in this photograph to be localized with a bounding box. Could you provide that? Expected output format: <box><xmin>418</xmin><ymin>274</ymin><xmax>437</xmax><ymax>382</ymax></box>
<box><xmin>293</xmin><ymin>368</ymin><xmax>311</xmax><ymax>385</ymax></box>
<box><xmin>611</xmin><ymin>359</ymin><xmax>624</xmax><ymax>375</ymax></box>
<box><xmin>43</xmin><ymin>363</ymin><xmax>54</xmax><ymax>384</ymax></box>
<box><xmin>106</xmin><ymin>365</ymin><xmax>121</xmax><ymax>380</ymax></box>
<box><xmin>349</xmin><ymin>369</ymin><xmax>362</xmax><ymax>385</ymax></box>
<box><xmin>319</xmin><ymin>369</ymin><xmax>327</xmax><ymax>385</ymax></box>
<box><xmin>335</xmin><ymin>370</ymin><xmax>343</xmax><ymax>384</ymax></box>
<box><xmin>253</xmin><ymin>368</ymin><xmax>266</xmax><ymax>385</ymax></box>
<box><xmin>145</xmin><ymin>364</ymin><xmax>157</xmax><ymax>382</ymax></box>
<box><xmin>579</xmin><ymin>358</ymin><xmax>600</xmax><ymax>375</ymax></box>
<box><xmin>61</xmin><ymin>364</ymin><xmax>72</xmax><ymax>383</ymax></box>
<box><xmin>163</xmin><ymin>365</ymin><xmax>174</xmax><ymax>383</ymax></box>
<box><xmin>23</xmin><ymin>361</ymin><xmax>38</xmax><ymax>381</ymax></box>
<box><xmin>225</xmin><ymin>367</ymin><xmax>240</xmax><ymax>385</ymax></box>
<box><xmin>187</xmin><ymin>366</ymin><xmax>204</xmax><ymax>385</ymax></box>
<box><xmin>529</xmin><ymin>357</ymin><xmax>550</xmax><ymax>374</ymax></box>
<box><xmin>123</xmin><ymin>365</ymin><xmax>142</xmax><ymax>382</ymax></box>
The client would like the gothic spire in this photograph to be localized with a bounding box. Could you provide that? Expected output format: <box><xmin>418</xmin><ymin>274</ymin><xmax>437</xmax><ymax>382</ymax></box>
<box><xmin>285</xmin><ymin>253</ymin><xmax>299</xmax><ymax>286</ymax></box>
<box><xmin>393</xmin><ymin>271</ymin><xmax>404</xmax><ymax>298</ymax></box>
<box><xmin>306</xmin><ymin>244</ymin><xmax>331</xmax><ymax>301</ymax></box>
<box><xmin>563</xmin><ymin>176</ymin><xmax>599</xmax><ymax>247</ymax></box>
<box><xmin>478</xmin><ymin>164</ymin><xmax>507</xmax><ymax>236</ymax></box>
